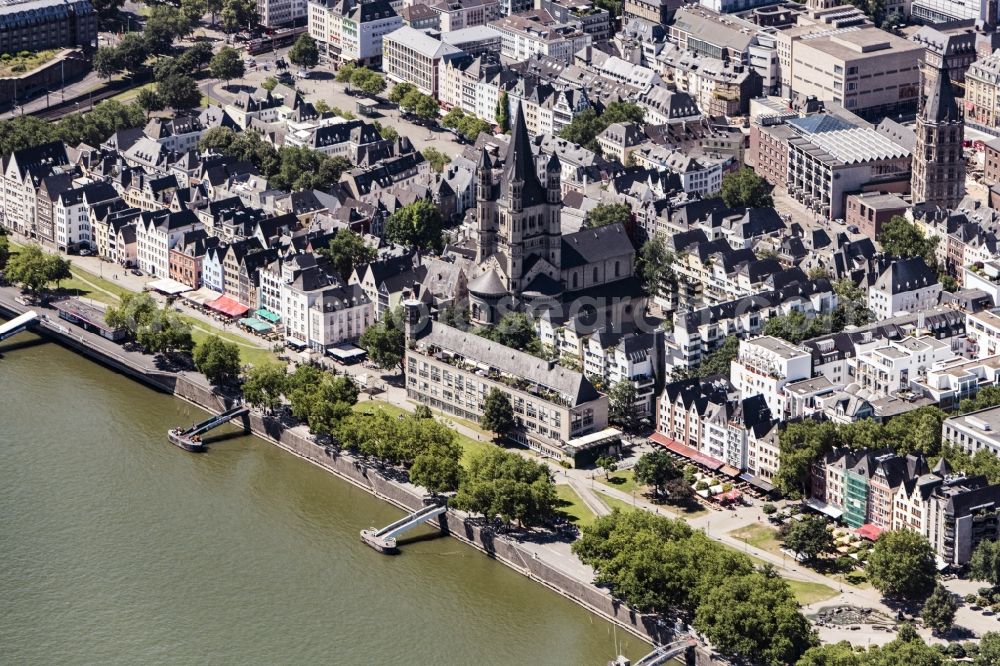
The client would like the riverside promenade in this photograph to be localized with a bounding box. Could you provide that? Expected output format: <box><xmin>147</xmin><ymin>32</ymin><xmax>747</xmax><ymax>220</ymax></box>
<box><xmin>0</xmin><ymin>288</ymin><xmax>718</xmax><ymax>661</ymax></box>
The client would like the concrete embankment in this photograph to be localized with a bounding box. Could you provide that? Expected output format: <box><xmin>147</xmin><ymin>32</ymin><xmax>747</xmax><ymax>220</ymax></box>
<box><xmin>0</xmin><ymin>294</ymin><xmax>720</xmax><ymax>663</ymax></box>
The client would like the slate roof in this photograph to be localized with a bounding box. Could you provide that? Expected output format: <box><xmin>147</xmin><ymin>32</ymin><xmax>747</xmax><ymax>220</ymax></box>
<box><xmin>414</xmin><ymin>321</ymin><xmax>602</xmax><ymax>407</ymax></box>
<box><xmin>501</xmin><ymin>102</ymin><xmax>547</xmax><ymax>208</ymax></box>
<box><xmin>560</xmin><ymin>223</ymin><xmax>634</xmax><ymax>269</ymax></box>
<box><xmin>875</xmin><ymin>256</ymin><xmax>939</xmax><ymax>295</ymax></box>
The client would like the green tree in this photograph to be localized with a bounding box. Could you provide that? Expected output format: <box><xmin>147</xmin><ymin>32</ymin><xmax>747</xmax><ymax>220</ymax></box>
<box><xmin>720</xmin><ymin>167</ymin><xmax>774</xmax><ymax>209</ymax></box>
<box><xmin>289</xmin><ymin>34</ymin><xmax>319</xmax><ymax>69</ymax></box>
<box><xmin>633</xmin><ymin>450</ymin><xmax>680</xmax><ymax>497</ymax></box>
<box><xmin>220</xmin><ymin>0</ymin><xmax>256</xmax><ymax>33</ymax></box>
<box><xmin>782</xmin><ymin>515</ymin><xmax>835</xmax><ymax>562</ymax></box>
<box><xmin>636</xmin><ymin>233</ymin><xmax>675</xmax><ymax>299</ymax></box>
<box><xmin>833</xmin><ymin>278</ymin><xmax>873</xmax><ymax>327</ymax></box>
<box><xmin>384</xmin><ymin>199</ymin><xmax>443</xmax><ymax>251</ymax></box>
<box><xmin>586</xmin><ymin>202</ymin><xmax>631</xmax><ymax>228</ymax></box>
<box><xmin>410</xmin><ymin>443</ymin><xmax>463</xmax><ymax>494</ymax></box>
<box><xmin>776</xmin><ymin>420</ymin><xmax>838</xmax><ymax>497</ymax></box>
<box><xmin>350</xmin><ymin>67</ymin><xmax>386</xmax><ymax>96</ymax></box>
<box><xmin>105</xmin><ymin>291</ymin><xmax>158</xmax><ymax>339</ymax></box>
<box><xmin>557</xmin><ymin>102</ymin><xmax>644</xmax><ymax>152</ymax></box>
<box><xmin>335</xmin><ymin>61</ymin><xmax>358</xmax><ymax>84</ymax></box>
<box><xmin>136</xmin><ymin>308</ymin><xmax>193</xmax><ymax>355</ymax></box>
<box><xmin>388</xmin><ymin>82</ymin><xmax>416</xmax><ymax>105</ymax></box>
<box><xmin>0</xmin><ymin>235</ymin><xmax>9</xmax><ymax>269</ymax></box>
<box><xmin>763</xmin><ymin>310</ymin><xmax>824</xmax><ymax>344</ymax></box>
<box><xmin>93</xmin><ymin>47</ymin><xmax>121</xmax><ymax>80</ymax></box>
<box><xmin>694</xmin><ymin>572</ymin><xmax>818</xmax><ymax>666</ymax></box>
<box><xmin>422</xmin><ymin>147</ymin><xmax>450</xmax><ymax>173</ymax></box>
<box><xmin>607</xmin><ymin>380</ymin><xmax>638</xmax><ymax>432</ymax></box>
<box><xmin>136</xmin><ymin>88</ymin><xmax>164</xmax><ymax>116</ymax></box>
<box><xmin>181</xmin><ymin>42</ymin><xmax>214</xmax><ymax>72</ymax></box>
<box><xmin>116</xmin><ymin>32</ymin><xmax>149</xmax><ymax>74</ymax></box>
<box><xmin>920</xmin><ymin>584</ymin><xmax>957</xmax><ymax>635</ymax></box>
<box><xmin>192</xmin><ymin>335</ymin><xmax>242</xmax><ymax>386</ymax></box>
<box><xmin>864</xmin><ymin>630</ymin><xmax>943</xmax><ymax>666</ymax></box>
<box><xmin>796</xmin><ymin>642</ymin><xmax>863</xmax><ymax>666</ymax></box>
<box><xmin>157</xmin><ymin>75</ymin><xmax>201</xmax><ymax>109</ymax></box>
<box><xmin>698</xmin><ymin>335</ymin><xmax>740</xmax><ymax>377</ymax></box>
<box><xmin>242</xmin><ymin>362</ymin><xmax>287</xmax><ymax>414</ymax></box>
<box><xmin>180</xmin><ymin>0</ymin><xmax>207</xmax><ymax>22</ymax></box>
<box><xmin>91</xmin><ymin>0</ymin><xmax>124</xmax><ymax>22</ymax></box>
<box><xmin>210</xmin><ymin>46</ymin><xmax>244</xmax><ymax>88</ymax></box>
<box><xmin>359</xmin><ymin>307</ymin><xmax>405</xmax><ymax>372</ymax></box>
<box><xmin>878</xmin><ymin>216</ymin><xmax>939</xmax><ymax>269</ymax></box>
<box><xmin>143</xmin><ymin>6</ymin><xmax>192</xmax><ymax>54</ymax></box>
<box><xmin>969</xmin><ymin>538</ymin><xmax>1000</xmax><ymax>587</ymax></box>
<box><xmin>496</xmin><ymin>90</ymin><xmax>510</xmax><ymax>132</ymax></box>
<box><xmin>595</xmin><ymin>455</ymin><xmax>618</xmax><ymax>479</ymax></box>
<box><xmin>975</xmin><ymin>632</ymin><xmax>1000</xmax><ymax>666</ymax></box>
<box><xmin>867</xmin><ymin>529</ymin><xmax>937</xmax><ymax>601</ymax></box>
<box><xmin>480</xmin><ymin>388</ymin><xmax>514</xmax><ymax>440</ymax></box>
<box><xmin>414</xmin><ymin>94</ymin><xmax>439</xmax><ymax>124</ymax></box>
<box><xmin>318</xmin><ymin>229</ymin><xmax>375</xmax><ymax>282</ymax></box>
<box><xmin>488</xmin><ymin>312</ymin><xmax>540</xmax><ymax>352</ymax></box>
<box><xmin>4</xmin><ymin>244</ymin><xmax>71</xmax><ymax>295</ymax></box>
<box><xmin>453</xmin><ymin>448</ymin><xmax>555</xmax><ymax>528</ymax></box>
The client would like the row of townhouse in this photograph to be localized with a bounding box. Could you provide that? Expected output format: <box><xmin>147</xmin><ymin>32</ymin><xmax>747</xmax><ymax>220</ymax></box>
<box><xmin>811</xmin><ymin>450</ymin><xmax>1000</xmax><ymax>567</ymax></box>
<box><xmin>652</xmin><ymin>374</ymin><xmax>780</xmax><ymax>491</ymax></box>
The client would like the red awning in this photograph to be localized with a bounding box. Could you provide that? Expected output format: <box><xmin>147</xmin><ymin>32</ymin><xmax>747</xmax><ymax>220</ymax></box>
<box><xmin>206</xmin><ymin>295</ymin><xmax>250</xmax><ymax>317</ymax></box>
<box><xmin>649</xmin><ymin>432</ymin><xmax>724</xmax><ymax>471</ymax></box>
<box><xmin>855</xmin><ymin>524</ymin><xmax>884</xmax><ymax>541</ymax></box>
<box><xmin>713</xmin><ymin>489</ymin><xmax>742</xmax><ymax>502</ymax></box>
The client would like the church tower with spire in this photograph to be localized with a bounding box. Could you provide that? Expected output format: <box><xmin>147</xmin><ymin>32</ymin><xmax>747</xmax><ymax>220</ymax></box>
<box><xmin>911</xmin><ymin>62</ymin><xmax>965</xmax><ymax>210</ymax></box>
<box><xmin>468</xmin><ymin>102</ymin><xmax>564</xmax><ymax>324</ymax></box>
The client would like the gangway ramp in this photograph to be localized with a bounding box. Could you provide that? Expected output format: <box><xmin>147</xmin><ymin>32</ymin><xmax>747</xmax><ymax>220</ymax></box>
<box><xmin>0</xmin><ymin>310</ymin><xmax>38</xmax><ymax>342</ymax></box>
<box><xmin>361</xmin><ymin>502</ymin><xmax>448</xmax><ymax>553</ymax></box>
<box><xmin>168</xmin><ymin>405</ymin><xmax>250</xmax><ymax>452</ymax></box>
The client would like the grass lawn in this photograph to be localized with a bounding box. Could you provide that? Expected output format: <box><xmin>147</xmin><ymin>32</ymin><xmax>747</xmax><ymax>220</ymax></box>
<box><xmin>555</xmin><ymin>485</ymin><xmax>597</xmax><ymax>528</ymax></box>
<box><xmin>597</xmin><ymin>469</ymin><xmax>643</xmax><ymax>493</ymax></box>
<box><xmin>185</xmin><ymin>322</ymin><xmax>278</xmax><ymax>368</ymax></box>
<box><xmin>729</xmin><ymin>524</ymin><xmax>784</xmax><ymax>556</ymax></box>
<box><xmin>0</xmin><ymin>50</ymin><xmax>59</xmax><ymax>77</ymax></box>
<box><xmin>786</xmin><ymin>579</ymin><xmax>839</xmax><ymax>606</ymax></box>
<box><xmin>352</xmin><ymin>399</ymin><xmax>493</xmax><ymax>468</ymax></box>
<box><xmin>108</xmin><ymin>81</ymin><xmax>155</xmax><ymax>104</ymax></box>
<box><xmin>598</xmin><ymin>492</ymin><xmax>639</xmax><ymax>514</ymax></box>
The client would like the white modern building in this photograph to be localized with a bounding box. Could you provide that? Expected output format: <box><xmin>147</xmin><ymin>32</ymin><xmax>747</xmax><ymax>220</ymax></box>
<box><xmin>730</xmin><ymin>336</ymin><xmax>812</xmax><ymax>419</ymax></box>
<box><xmin>382</xmin><ymin>25</ymin><xmax>462</xmax><ymax>96</ymax></box>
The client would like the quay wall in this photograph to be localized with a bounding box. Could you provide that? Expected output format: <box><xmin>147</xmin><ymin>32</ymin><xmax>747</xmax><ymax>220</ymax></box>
<box><xmin>1</xmin><ymin>297</ymin><xmax>721</xmax><ymax>663</ymax></box>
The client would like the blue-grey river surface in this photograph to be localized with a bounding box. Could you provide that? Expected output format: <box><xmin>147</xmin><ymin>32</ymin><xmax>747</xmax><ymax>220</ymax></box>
<box><xmin>0</xmin><ymin>331</ymin><xmax>648</xmax><ymax>665</ymax></box>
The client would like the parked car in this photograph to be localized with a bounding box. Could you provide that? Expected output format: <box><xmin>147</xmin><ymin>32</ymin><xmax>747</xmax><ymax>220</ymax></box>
<box><xmin>131</xmin><ymin>268</ymin><xmax>143</xmax><ymax>277</ymax></box>
<box><xmin>297</xmin><ymin>70</ymin><xmax>311</xmax><ymax>79</ymax></box>
<box><xmin>79</xmin><ymin>248</ymin><xmax>91</xmax><ymax>256</ymax></box>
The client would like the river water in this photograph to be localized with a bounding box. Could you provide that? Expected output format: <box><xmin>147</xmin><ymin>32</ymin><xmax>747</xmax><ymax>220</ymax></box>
<box><xmin>0</xmin><ymin>331</ymin><xmax>648</xmax><ymax>665</ymax></box>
